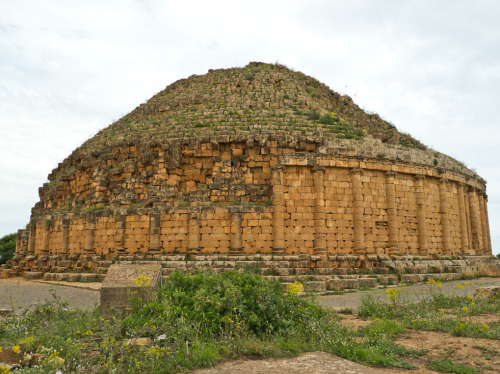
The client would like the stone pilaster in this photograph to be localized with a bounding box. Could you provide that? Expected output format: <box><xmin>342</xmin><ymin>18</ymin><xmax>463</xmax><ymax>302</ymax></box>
<box><xmin>84</xmin><ymin>213</ymin><xmax>95</xmax><ymax>254</ymax></box>
<box><xmin>438</xmin><ymin>179</ymin><xmax>451</xmax><ymax>255</ymax></box>
<box><xmin>468</xmin><ymin>188</ymin><xmax>482</xmax><ymax>254</ymax></box>
<box><xmin>41</xmin><ymin>218</ymin><xmax>50</xmax><ymax>254</ymax></box>
<box><xmin>188</xmin><ymin>210</ymin><xmax>200</xmax><ymax>254</ymax></box>
<box><xmin>385</xmin><ymin>171</ymin><xmax>399</xmax><ymax>255</ymax></box>
<box><xmin>15</xmin><ymin>229</ymin><xmax>24</xmax><ymax>256</ymax></box>
<box><xmin>230</xmin><ymin>209</ymin><xmax>242</xmax><ymax>253</ymax></box>
<box><xmin>149</xmin><ymin>213</ymin><xmax>162</xmax><ymax>253</ymax></box>
<box><xmin>28</xmin><ymin>221</ymin><xmax>36</xmax><ymax>255</ymax></box>
<box><xmin>350</xmin><ymin>168</ymin><xmax>365</xmax><ymax>255</ymax></box>
<box><xmin>116</xmin><ymin>213</ymin><xmax>126</xmax><ymax>254</ymax></box>
<box><xmin>456</xmin><ymin>183</ymin><xmax>469</xmax><ymax>254</ymax></box>
<box><xmin>61</xmin><ymin>216</ymin><xmax>70</xmax><ymax>254</ymax></box>
<box><xmin>414</xmin><ymin>174</ymin><xmax>428</xmax><ymax>255</ymax></box>
<box><xmin>312</xmin><ymin>165</ymin><xmax>326</xmax><ymax>254</ymax></box>
<box><xmin>478</xmin><ymin>193</ymin><xmax>489</xmax><ymax>255</ymax></box>
<box><xmin>483</xmin><ymin>194</ymin><xmax>492</xmax><ymax>255</ymax></box>
<box><xmin>272</xmin><ymin>165</ymin><xmax>285</xmax><ymax>253</ymax></box>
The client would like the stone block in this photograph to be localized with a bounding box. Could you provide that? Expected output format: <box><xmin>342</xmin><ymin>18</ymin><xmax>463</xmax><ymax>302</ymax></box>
<box><xmin>358</xmin><ymin>278</ymin><xmax>377</xmax><ymax>288</ymax></box>
<box><xmin>303</xmin><ymin>281</ymin><xmax>326</xmax><ymax>292</ymax></box>
<box><xmin>23</xmin><ymin>271</ymin><xmax>43</xmax><ymax>280</ymax></box>
<box><xmin>100</xmin><ymin>263</ymin><xmax>162</xmax><ymax>319</ymax></box>
<box><xmin>401</xmin><ymin>274</ymin><xmax>425</xmax><ymax>283</ymax></box>
<box><xmin>473</xmin><ymin>286</ymin><xmax>500</xmax><ymax>299</ymax></box>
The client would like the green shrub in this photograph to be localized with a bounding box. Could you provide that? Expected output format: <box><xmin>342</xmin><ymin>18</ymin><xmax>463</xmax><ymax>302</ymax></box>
<box><xmin>0</xmin><ymin>232</ymin><xmax>16</xmax><ymax>265</ymax></box>
<box><xmin>426</xmin><ymin>359</ymin><xmax>479</xmax><ymax>374</ymax></box>
<box><xmin>123</xmin><ymin>270</ymin><xmax>328</xmax><ymax>339</ymax></box>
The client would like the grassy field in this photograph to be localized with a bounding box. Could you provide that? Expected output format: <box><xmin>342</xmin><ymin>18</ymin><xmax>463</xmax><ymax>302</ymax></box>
<box><xmin>0</xmin><ymin>271</ymin><xmax>499</xmax><ymax>373</ymax></box>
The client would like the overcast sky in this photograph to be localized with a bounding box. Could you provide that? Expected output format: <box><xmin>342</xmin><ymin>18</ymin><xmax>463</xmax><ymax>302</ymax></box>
<box><xmin>1</xmin><ymin>0</ymin><xmax>498</xmax><ymax>255</ymax></box>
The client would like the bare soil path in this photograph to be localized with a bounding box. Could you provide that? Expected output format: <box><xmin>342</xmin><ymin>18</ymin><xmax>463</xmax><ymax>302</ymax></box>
<box><xmin>318</xmin><ymin>277</ymin><xmax>500</xmax><ymax>312</ymax></box>
<box><xmin>0</xmin><ymin>277</ymin><xmax>100</xmax><ymax>313</ymax></box>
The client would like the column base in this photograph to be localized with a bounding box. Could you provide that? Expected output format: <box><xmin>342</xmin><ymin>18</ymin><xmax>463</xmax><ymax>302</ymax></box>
<box><xmin>187</xmin><ymin>247</ymin><xmax>200</xmax><ymax>255</ymax></box>
<box><xmin>272</xmin><ymin>247</ymin><xmax>285</xmax><ymax>254</ymax></box>
<box><xmin>313</xmin><ymin>247</ymin><xmax>327</xmax><ymax>254</ymax></box>
<box><xmin>228</xmin><ymin>247</ymin><xmax>243</xmax><ymax>255</ymax></box>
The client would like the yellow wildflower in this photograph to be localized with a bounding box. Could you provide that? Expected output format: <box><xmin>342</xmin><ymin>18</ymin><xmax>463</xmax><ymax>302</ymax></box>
<box><xmin>12</xmin><ymin>345</ymin><xmax>21</xmax><ymax>353</ymax></box>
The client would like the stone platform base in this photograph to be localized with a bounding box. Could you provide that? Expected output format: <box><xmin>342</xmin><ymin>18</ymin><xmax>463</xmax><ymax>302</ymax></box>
<box><xmin>1</xmin><ymin>253</ymin><xmax>499</xmax><ymax>291</ymax></box>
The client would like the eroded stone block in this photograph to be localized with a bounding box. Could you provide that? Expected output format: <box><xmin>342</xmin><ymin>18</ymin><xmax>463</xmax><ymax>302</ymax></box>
<box><xmin>100</xmin><ymin>263</ymin><xmax>162</xmax><ymax>319</ymax></box>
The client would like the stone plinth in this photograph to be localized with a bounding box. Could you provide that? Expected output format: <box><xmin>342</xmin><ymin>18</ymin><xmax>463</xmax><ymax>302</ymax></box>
<box><xmin>100</xmin><ymin>263</ymin><xmax>162</xmax><ymax>319</ymax></box>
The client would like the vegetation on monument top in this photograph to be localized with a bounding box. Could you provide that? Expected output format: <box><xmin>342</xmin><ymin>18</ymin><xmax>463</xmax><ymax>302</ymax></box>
<box><xmin>1</xmin><ymin>271</ymin><xmax>499</xmax><ymax>373</ymax></box>
<box><xmin>81</xmin><ymin>61</ymin><xmax>425</xmax><ymax>151</ymax></box>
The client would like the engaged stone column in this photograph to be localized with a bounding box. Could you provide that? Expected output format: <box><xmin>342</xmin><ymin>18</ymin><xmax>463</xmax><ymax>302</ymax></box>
<box><xmin>350</xmin><ymin>168</ymin><xmax>365</xmax><ymax>255</ymax></box>
<box><xmin>28</xmin><ymin>221</ymin><xmax>36</xmax><ymax>255</ymax></box>
<box><xmin>84</xmin><ymin>213</ymin><xmax>95</xmax><ymax>254</ymax></box>
<box><xmin>15</xmin><ymin>229</ymin><xmax>24</xmax><ymax>255</ymax></box>
<box><xmin>61</xmin><ymin>216</ymin><xmax>70</xmax><ymax>254</ymax></box>
<box><xmin>482</xmin><ymin>194</ymin><xmax>492</xmax><ymax>255</ymax></box>
<box><xmin>414</xmin><ymin>175</ymin><xmax>428</xmax><ymax>255</ymax></box>
<box><xmin>272</xmin><ymin>165</ymin><xmax>285</xmax><ymax>253</ymax></box>
<box><xmin>312</xmin><ymin>165</ymin><xmax>326</xmax><ymax>254</ymax></box>
<box><xmin>149</xmin><ymin>213</ymin><xmax>162</xmax><ymax>253</ymax></box>
<box><xmin>41</xmin><ymin>217</ymin><xmax>51</xmax><ymax>254</ymax></box>
<box><xmin>456</xmin><ymin>183</ymin><xmax>469</xmax><ymax>254</ymax></box>
<box><xmin>230</xmin><ymin>209</ymin><xmax>242</xmax><ymax>253</ymax></box>
<box><xmin>438</xmin><ymin>179</ymin><xmax>451</xmax><ymax>255</ymax></box>
<box><xmin>468</xmin><ymin>188</ymin><xmax>482</xmax><ymax>254</ymax></box>
<box><xmin>478</xmin><ymin>193</ymin><xmax>489</xmax><ymax>255</ymax></box>
<box><xmin>385</xmin><ymin>171</ymin><xmax>399</xmax><ymax>255</ymax></box>
<box><xmin>188</xmin><ymin>210</ymin><xmax>200</xmax><ymax>254</ymax></box>
<box><xmin>116</xmin><ymin>213</ymin><xmax>126</xmax><ymax>254</ymax></box>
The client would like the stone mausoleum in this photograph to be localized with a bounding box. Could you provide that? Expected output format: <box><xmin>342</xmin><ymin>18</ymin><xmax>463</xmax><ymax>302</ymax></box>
<box><xmin>2</xmin><ymin>62</ymin><xmax>498</xmax><ymax>289</ymax></box>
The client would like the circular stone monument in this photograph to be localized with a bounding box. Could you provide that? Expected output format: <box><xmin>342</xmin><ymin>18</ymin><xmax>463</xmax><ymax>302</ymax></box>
<box><xmin>5</xmin><ymin>62</ymin><xmax>498</xmax><ymax>283</ymax></box>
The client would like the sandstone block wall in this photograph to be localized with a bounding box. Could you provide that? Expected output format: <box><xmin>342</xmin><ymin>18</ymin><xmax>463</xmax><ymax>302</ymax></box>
<box><xmin>15</xmin><ymin>140</ymin><xmax>492</xmax><ymax>259</ymax></box>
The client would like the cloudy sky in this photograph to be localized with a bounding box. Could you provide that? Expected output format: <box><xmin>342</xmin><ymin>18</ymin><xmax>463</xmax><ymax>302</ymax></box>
<box><xmin>1</xmin><ymin>0</ymin><xmax>498</xmax><ymax>254</ymax></box>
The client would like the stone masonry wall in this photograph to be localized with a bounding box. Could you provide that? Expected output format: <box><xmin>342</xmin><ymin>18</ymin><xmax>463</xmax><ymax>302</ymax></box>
<box><xmin>16</xmin><ymin>141</ymin><xmax>492</xmax><ymax>258</ymax></box>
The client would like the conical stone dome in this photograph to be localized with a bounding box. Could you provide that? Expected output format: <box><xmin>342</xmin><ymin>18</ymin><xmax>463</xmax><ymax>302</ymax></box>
<box><xmin>8</xmin><ymin>62</ymin><xmax>496</xmax><ymax>284</ymax></box>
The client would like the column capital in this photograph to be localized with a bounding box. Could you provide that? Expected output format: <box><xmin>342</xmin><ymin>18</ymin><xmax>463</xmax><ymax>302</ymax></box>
<box><xmin>350</xmin><ymin>167</ymin><xmax>363</xmax><ymax>175</ymax></box>
<box><xmin>385</xmin><ymin>171</ymin><xmax>397</xmax><ymax>178</ymax></box>
<box><xmin>414</xmin><ymin>174</ymin><xmax>425</xmax><ymax>180</ymax></box>
<box><xmin>312</xmin><ymin>165</ymin><xmax>325</xmax><ymax>173</ymax></box>
<box><xmin>271</xmin><ymin>165</ymin><xmax>285</xmax><ymax>171</ymax></box>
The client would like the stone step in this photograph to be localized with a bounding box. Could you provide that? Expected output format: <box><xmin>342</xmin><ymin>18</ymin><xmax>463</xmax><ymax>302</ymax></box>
<box><xmin>401</xmin><ymin>273</ymin><xmax>462</xmax><ymax>283</ymax></box>
<box><xmin>42</xmin><ymin>272</ymin><xmax>105</xmax><ymax>282</ymax></box>
<box><xmin>327</xmin><ymin>277</ymin><xmax>378</xmax><ymax>290</ymax></box>
<box><xmin>0</xmin><ymin>269</ymin><xmax>12</xmax><ymax>279</ymax></box>
<box><xmin>23</xmin><ymin>271</ymin><xmax>43</xmax><ymax>280</ymax></box>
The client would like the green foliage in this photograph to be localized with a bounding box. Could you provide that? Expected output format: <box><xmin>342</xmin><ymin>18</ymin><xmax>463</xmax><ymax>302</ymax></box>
<box><xmin>0</xmin><ymin>270</ymin><xmax>429</xmax><ymax>373</ymax></box>
<box><xmin>426</xmin><ymin>359</ymin><xmax>479</xmax><ymax>374</ymax></box>
<box><xmin>305</xmin><ymin>110</ymin><xmax>320</xmax><ymax>121</ymax></box>
<box><xmin>318</xmin><ymin>113</ymin><xmax>340</xmax><ymax>125</ymax></box>
<box><xmin>0</xmin><ymin>232</ymin><xmax>16</xmax><ymax>265</ymax></box>
<box><xmin>358</xmin><ymin>281</ymin><xmax>500</xmax><ymax>340</ymax></box>
<box><xmin>123</xmin><ymin>270</ymin><xmax>327</xmax><ymax>338</ymax></box>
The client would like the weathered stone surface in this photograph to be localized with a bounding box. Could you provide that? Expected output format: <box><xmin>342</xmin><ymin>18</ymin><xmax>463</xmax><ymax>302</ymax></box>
<box><xmin>100</xmin><ymin>263</ymin><xmax>161</xmax><ymax>319</ymax></box>
<box><xmin>9</xmin><ymin>62</ymin><xmax>496</xmax><ymax>283</ymax></box>
<box><xmin>124</xmin><ymin>337</ymin><xmax>153</xmax><ymax>347</ymax></box>
<box><xmin>473</xmin><ymin>286</ymin><xmax>500</xmax><ymax>299</ymax></box>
